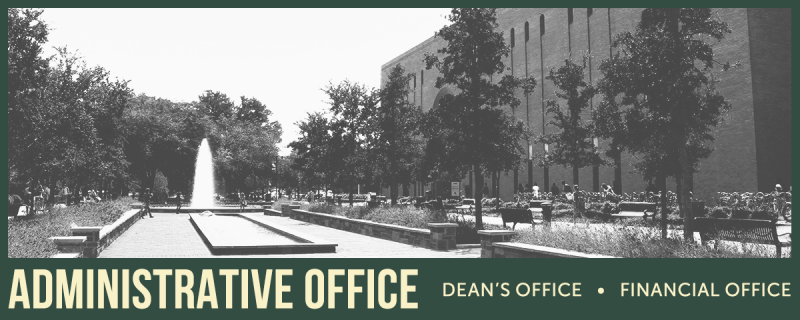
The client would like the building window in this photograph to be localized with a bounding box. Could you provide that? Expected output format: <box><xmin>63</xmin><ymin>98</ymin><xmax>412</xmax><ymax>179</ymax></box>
<box><xmin>420</xmin><ymin>70</ymin><xmax>424</xmax><ymax>85</ymax></box>
<box><xmin>540</xmin><ymin>14</ymin><xmax>545</xmax><ymax>36</ymax></box>
<box><xmin>510</xmin><ymin>28</ymin><xmax>515</xmax><ymax>47</ymax></box>
<box><xmin>524</xmin><ymin>21</ymin><xmax>529</xmax><ymax>42</ymax></box>
<box><xmin>568</xmin><ymin>8</ymin><xmax>573</xmax><ymax>24</ymax></box>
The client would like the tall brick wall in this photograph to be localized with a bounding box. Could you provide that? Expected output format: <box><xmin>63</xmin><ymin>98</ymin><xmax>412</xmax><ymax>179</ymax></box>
<box><xmin>747</xmin><ymin>9</ymin><xmax>792</xmax><ymax>192</ymax></box>
<box><xmin>381</xmin><ymin>8</ymin><xmax>789</xmax><ymax>203</ymax></box>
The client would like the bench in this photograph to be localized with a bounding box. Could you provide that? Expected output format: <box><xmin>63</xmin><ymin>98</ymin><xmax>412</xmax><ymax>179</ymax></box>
<box><xmin>529</xmin><ymin>200</ymin><xmax>548</xmax><ymax>213</ymax></box>
<box><xmin>424</xmin><ymin>201</ymin><xmax>444</xmax><ymax>211</ymax></box>
<box><xmin>498</xmin><ymin>208</ymin><xmax>533</xmax><ymax>230</ymax></box>
<box><xmin>611</xmin><ymin>202</ymin><xmax>657</xmax><ymax>220</ymax></box>
<box><xmin>694</xmin><ymin>217</ymin><xmax>791</xmax><ymax>258</ymax></box>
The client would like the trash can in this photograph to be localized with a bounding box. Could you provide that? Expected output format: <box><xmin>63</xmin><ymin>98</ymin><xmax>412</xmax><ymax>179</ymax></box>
<box><xmin>541</xmin><ymin>202</ymin><xmax>553</xmax><ymax>223</ymax></box>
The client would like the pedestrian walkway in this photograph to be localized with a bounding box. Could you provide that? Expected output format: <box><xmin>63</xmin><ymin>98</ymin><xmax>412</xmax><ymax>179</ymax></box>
<box><xmin>99</xmin><ymin>213</ymin><xmax>479</xmax><ymax>258</ymax></box>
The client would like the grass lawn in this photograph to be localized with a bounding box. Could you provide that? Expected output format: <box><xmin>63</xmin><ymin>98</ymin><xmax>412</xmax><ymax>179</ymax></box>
<box><xmin>8</xmin><ymin>198</ymin><xmax>134</xmax><ymax>258</ymax></box>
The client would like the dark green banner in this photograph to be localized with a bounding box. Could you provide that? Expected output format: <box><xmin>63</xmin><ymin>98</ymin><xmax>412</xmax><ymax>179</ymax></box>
<box><xmin>2</xmin><ymin>259</ymin><xmax>795</xmax><ymax>318</ymax></box>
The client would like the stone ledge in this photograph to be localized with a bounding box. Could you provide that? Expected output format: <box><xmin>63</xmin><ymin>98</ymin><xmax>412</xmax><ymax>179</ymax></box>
<box><xmin>492</xmin><ymin>242</ymin><xmax>619</xmax><ymax>258</ymax></box>
<box><xmin>99</xmin><ymin>209</ymin><xmax>140</xmax><ymax>240</ymax></box>
<box><xmin>71</xmin><ymin>226</ymin><xmax>103</xmax><ymax>233</ymax></box>
<box><xmin>428</xmin><ymin>223</ymin><xmax>458</xmax><ymax>228</ymax></box>
<box><xmin>291</xmin><ymin>209</ymin><xmax>456</xmax><ymax>250</ymax></box>
<box><xmin>52</xmin><ymin>253</ymin><xmax>82</xmax><ymax>258</ymax></box>
<box><xmin>478</xmin><ymin>230</ymin><xmax>516</xmax><ymax>236</ymax></box>
<box><xmin>294</xmin><ymin>210</ymin><xmax>431</xmax><ymax>235</ymax></box>
<box><xmin>51</xmin><ymin>236</ymin><xmax>87</xmax><ymax>245</ymax></box>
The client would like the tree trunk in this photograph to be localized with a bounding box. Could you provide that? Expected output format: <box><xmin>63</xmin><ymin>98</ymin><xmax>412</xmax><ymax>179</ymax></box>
<box><xmin>613</xmin><ymin>146</ymin><xmax>623</xmax><ymax>194</ymax></box>
<box><xmin>573</xmin><ymin>164</ymin><xmax>579</xmax><ymax>186</ymax></box>
<box><xmin>473</xmin><ymin>165</ymin><xmax>484</xmax><ymax>230</ymax></box>
<box><xmin>390</xmin><ymin>176</ymin><xmax>397</xmax><ymax>206</ymax></box>
<box><xmin>658</xmin><ymin>158</ymin><xmax>668</xmax><ymax>239</ymax></box>
<box><xmin>676</xmin><ymin>176</ymin><xmax>683</xmax><ymax>217</ymax></box>
<box><xmin>677</xmin><ymin>120</ymin><xmax>694</xmax><ymax>241</ymax></box>
<box><xmin>349</xmin><ymin>183</ymin><xmax>354</xmax><ymax>207</ymax></box>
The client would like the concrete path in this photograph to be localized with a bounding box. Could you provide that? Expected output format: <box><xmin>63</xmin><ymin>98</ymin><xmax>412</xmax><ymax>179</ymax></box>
<box><xmin>99</xmin><ymin>213</ymin><xmax>479</xmax><ymax>258</ymax></box>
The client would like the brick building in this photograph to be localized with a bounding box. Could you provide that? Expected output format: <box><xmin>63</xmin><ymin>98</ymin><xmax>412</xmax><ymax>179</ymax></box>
<box><xmin>380</xmin><ymin>8</ymin><xmax>791</xmax><ymax>203</ymax></box>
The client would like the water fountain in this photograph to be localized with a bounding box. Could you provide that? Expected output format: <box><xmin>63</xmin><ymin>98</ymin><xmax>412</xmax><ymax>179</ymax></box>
<box><xmin>147</xmin><ymin>138</ymin><xmax>337</xmax><ymax>254</ymax></box>
<box><xmin>150</xmin><ymin>138</ymin><xmax>261</xmax><ymax>213</ymax></box>
<box><xmin>191</xmin><ymin>138</ymin><xmax>215</xmax><ymax>208</ymax></box>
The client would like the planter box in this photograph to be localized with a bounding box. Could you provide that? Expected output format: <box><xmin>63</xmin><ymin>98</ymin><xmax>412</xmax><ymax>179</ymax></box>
<box><xmin>50</xmin><ymin>209</ymin><xmax>141</xmax><ymax>258</ymax></box>
<box><xmin>291</xmin><ymin>209</ymin><xmax>457</xmax><ymax>250</ymax></box>
<box><xmin>478</xmin><ymin>230</ymin><xmax>618</xmax><ymax>258</ymax></box>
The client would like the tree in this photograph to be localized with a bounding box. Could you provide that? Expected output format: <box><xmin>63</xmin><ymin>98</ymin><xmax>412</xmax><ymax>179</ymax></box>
<box><xmin>8</xmin><ymin>8</ymin><xmax>49</xmax><ymax>118</ymax></box>
<box><xmin>373</xmin><ymin>64</ymin><xmax>424</xmax><ymax>205</ymax></box>
<box><xmin>324</xmin><ymin>80</ymin><xmax>378</xmax><ymax>204</ymax></box>
<box><xmin>8</xmin><ymin>8</ymin><xmax>50</xmax><ymax>187</ymax></box>
<box><xmin>534</xmin><ymin>58</ymin><xmax>605</xmax><ymax>186</ymax></box>
<box><xmin>596</xmin><ymin>8</ymin><xmax>735</xmax><ymax>239</ymax></box>
<box><xmin>237</xmin><ymin>96</ymin><xmax>271</xmax><ymax>124</ymax></box>
<box><xmin>289</xmin><ymin>112</ymin><xmax>334</xmax><ymax>195</ymax></box>
<box><xmin>198</xmin><ymin>90</ymin><xmax>234</xmax><ymax>121</ymax></box>
<box><xmin>423</xmin><ymin>8</ymin><xmax>536</xmax><ymax>229</ymax></box>
<box><xmin>11</xmin><ymin>47</ymin><xmax>133</xmax><ymax>194</ymax></box>
<box><xmin>212</xmin><ymin>113</ymin><xmax>282</xmax><ymax>194</ymax></box>
<box><xmin>124</xmin><ymin>94</ymin><xmax>198</xmax><ymax>194</ymax></box>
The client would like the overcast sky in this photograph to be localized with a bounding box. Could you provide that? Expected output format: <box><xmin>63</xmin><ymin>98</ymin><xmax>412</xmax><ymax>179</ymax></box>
<box><xmin>40</xmin><ymin>8</ymin><xmax>452</xmax><ymax>156</ymax></box>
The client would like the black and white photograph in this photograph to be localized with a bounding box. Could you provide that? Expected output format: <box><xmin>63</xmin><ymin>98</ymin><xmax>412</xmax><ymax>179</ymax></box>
<box><xmin>8</xmin><ymin>8</ymin><xmax>791</xmax><ymax>258</ymax></box>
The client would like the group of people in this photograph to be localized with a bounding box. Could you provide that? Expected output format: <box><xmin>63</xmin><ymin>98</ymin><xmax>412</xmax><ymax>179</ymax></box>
<box><xmin>9</xmin><ymin>181</ymin><xmax>110</xmax><ymax>208</ymax></box>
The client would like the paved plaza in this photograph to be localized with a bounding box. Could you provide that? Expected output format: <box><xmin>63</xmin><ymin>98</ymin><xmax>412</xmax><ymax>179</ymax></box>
<box><xmin>99</xmin><ymin>213</ymin><xmax>480</xmax><ymax>258</ymax></box>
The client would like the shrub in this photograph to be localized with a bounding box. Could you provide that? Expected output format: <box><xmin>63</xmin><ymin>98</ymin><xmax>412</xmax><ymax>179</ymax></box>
<box><xmin>8</xmin><ymin>198</ymin><xmax>134</xmax><ymax>258</ymax></box>
<box><xmin>749</xmin><ymin>210</ymin><xmax>776</xmax><ymax>221</ymax></box>
<box><xmin>731</xmin><ymin>209</ymin><xmax>751</xmax><ymax>219</ymax></box>
<box><xmin>448</xmin><ymin>216</ymin><xmax>505</xmax><ymax>244</ymax></box>
<box><xmin>710</xmin><ymin>206</ymin><xmax>729</xmax><ymax>219</ymax></box>
<box><xmin>513</xmin><ymin>224</ymin><xmax>774</xmax><ymax>258</ymax></box>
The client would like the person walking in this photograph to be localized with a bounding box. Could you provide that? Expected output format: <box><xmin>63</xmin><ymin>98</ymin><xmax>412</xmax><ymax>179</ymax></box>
<box><xmin>532</xmin><ymin>183</ymin><xmax>540</xmax><ymax>198</ymax></box>
<box><xmin>175</xmin><ymin>191</ymin><xmax>182</xmax><ymax>214</ymax></box>
<box><xmin>238</xmin><ymin>189</ymin><xmax>247</xmax><ymax>212</ymax></box>
<box><xmin>141</xmin><ymin>188</ymin><xmax>153</xmax><ymax>218</ymax></box>
<box><xmin>62</xmin><ymin>185</ymin><xmax>71</xmax><ymax>206</ymax></box>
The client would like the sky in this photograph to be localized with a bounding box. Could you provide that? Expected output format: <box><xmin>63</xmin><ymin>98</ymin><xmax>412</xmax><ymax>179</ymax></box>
<box><xmin>40</xmin><ymin>8</ymin><xmax>452</xmax><ymax>156</ymax></box>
